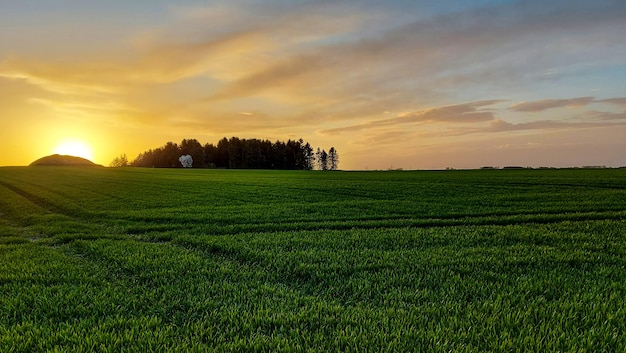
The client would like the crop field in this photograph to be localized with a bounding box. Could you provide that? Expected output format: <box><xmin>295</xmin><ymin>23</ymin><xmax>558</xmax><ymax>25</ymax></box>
<box><xmin>0</xmin><ymin>167</ymin><xmax>625</xmax><ymax>352</ymax></box>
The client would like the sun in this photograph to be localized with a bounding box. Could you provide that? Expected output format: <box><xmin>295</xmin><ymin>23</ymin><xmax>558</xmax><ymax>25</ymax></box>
<box><xmin>53</xmin><ymin>139</ymin><xmax>94</xmax><ymax>161</ymax></box>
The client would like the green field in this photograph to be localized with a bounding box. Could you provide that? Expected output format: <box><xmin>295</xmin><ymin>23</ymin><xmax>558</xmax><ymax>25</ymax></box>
<box><xmin>1</xmin><ymin>167</ymin><xmax>625</xmax><ymax>352</ymax></box>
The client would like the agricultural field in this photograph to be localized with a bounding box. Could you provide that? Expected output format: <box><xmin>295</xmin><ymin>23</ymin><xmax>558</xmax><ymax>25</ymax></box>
<box><xmin>0</xmin><ymin>166</ymin><xmax>625</xmax><ymax>352</ymax></box>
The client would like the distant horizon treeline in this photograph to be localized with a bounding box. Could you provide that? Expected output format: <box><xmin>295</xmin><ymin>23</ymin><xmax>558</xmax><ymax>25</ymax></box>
<box><xmin>113</xmin><ymin>137</ymin><xmax>338</xmax><ymax>170</ymax></box>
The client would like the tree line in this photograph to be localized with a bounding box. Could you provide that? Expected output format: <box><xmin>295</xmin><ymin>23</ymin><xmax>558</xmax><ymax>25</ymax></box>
<box><xmin>112</xmin><ymin>137</ymin><xmax>338</xmax><ymax>170</ymax></box>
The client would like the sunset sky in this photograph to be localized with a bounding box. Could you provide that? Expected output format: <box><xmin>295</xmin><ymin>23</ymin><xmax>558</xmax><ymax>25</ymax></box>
<box><xmin>1</xmin><ymin>1</ymin><xmax>625</xmax><ymax>169</ymax></box>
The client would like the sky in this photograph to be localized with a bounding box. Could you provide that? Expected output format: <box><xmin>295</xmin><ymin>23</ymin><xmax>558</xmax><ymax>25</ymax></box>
<box><xmin>1</xmin><ymin>0</ymin><xmax>625</xmax><ymax>170</ymax></box>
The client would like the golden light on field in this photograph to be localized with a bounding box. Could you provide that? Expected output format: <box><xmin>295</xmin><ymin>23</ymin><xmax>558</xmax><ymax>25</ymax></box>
<box><xmin>53</xmin><ymin>139</ymin><xmax>94</xmax><ymax>161</ymax></box>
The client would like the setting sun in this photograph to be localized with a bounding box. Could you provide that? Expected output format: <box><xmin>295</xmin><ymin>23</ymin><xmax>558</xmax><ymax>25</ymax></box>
<box><xmin>53</xmin><ymin>140</ymin><xmax>94</xmax><ymax>161</ymax></box>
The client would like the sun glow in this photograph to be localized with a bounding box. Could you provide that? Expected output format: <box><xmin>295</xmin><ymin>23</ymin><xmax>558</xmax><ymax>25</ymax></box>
<box><xmin>53</xmin><ymin>139</ymin><xmax>94</xmax><ymax>161</ymax></box>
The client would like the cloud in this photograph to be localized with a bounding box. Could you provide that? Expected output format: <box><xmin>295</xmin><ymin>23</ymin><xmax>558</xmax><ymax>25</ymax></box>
<box><xmin>349</xmin><ymin>129</ymin><xmax>417</xmax><ymax>147</ymax></box>
<box><xmin>600</xmin><ymin>97</ymin><xmax>626</xmax><ymax>108</ymax></box>
<box><xmin>508</xmin><ymin>97</ymin><xmax>595</xmax><ymax>112</ymax></box>
<box><xmin>4</xmin><ymin>0</ymin><xmax>625</xmax><ymax>112</ymax></box>
<box><xmin>187</xmin><ymin>0</ymin><xmax>626</xmax><ymax>125</ymax></box>
<box><xmin>0</xmin><ymin>56</ymin><xmax>122</xmax><ymax>95</ymax></box>
<box><xmin>0</xmin><ymin>1</ymin><xmax>388</xmax><ymax>131</ymax></box>
<box><xmin>319</xmin><ymin>100</ymin><xmax>503</xmax><ymax>135</ymax></box>
<box><xmin>321</xmin><ymin>95</ymin><xmax>626</xmax><ymax>140</ymax></box>
<box><xmin>140</xmin><ymin>1</ymin><xmax>380</xmax><ymax>87</ymax></box>
<box><xmin>584</xmin><ymin>110</ymin><xmax>626</xmax><ymax>121</ymax></box>
<box><xmin>487</xmin><ymin>118</ymin><xmax>626</xmax><ymax>133</ymax></box>
<box><xmin>396</xmin><ymin>100</ymin><xmax>504</xmax><ymax>123</ymax></box>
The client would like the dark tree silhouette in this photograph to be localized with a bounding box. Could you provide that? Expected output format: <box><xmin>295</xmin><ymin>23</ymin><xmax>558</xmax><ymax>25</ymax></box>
<box><xmin>131</xmin><ymin>137</ymin><xmax>334</xmax><ymax>170</ymax></box>
<box><xmin>328</xmin><ymin>147</ymin><xmax>339</xmax><ymax>170</ymax></box>
<box><xmin>315</xmin><ymin>148</ymin><xmax>322</xmax><ymax>170</ymax></box>
<box><xmin>110</xmin><ymin>154</ymin><xmax>128</xmax><ymax>167</ymax></box>
<box><xmin>321</xmin><ymin>150</ymin><xmax>329</xmax><ymax>171</ymax></box>
<box><xmin>161</xmin><ymin>142</ymin><xmax>180</xmax><ymax>168</ymax></box>
<box><xmin>302</xmin><ymin>141</ymin><xmax>314</xmax><ymax>171</ymax></box>
<box><xmin>203</xmin><ymin>143</ymin><xmax>218</xmax><ymax>168</ymax></box>
<box><xmin>132</xmin><ymin>142</ymin><xmax>180</xmax><ymax>167</ymax></box>
<box><xmin>215</xmin><ymin>137</ymin><xmax>230</xmax><ymax>168</ymax></box>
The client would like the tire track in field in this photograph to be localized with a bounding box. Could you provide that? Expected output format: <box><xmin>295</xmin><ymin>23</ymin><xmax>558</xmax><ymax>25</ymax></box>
<box><xmin>0</xmin><ymin>180</ymin><xmax>107</xmax><ymax>243</ymax></box>
<box><xmin>0</xmin><ymin>180</ymin><xmax>69</xmax><ymax>215</ymax></box>
<box><xmin>124</xmin><ymin>209</ymin><xmax>626</xmax><ymax>237</ymax></box>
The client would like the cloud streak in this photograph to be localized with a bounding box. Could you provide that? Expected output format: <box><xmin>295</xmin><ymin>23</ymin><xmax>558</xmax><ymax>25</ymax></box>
<box><xmin>319</xmin><ymin>100</ymin><xmax>503</xmax><ymax>135</ymax></box>
<box><xmin>508</xmin><ymin>97</ymin><xmax>595</xmax><ymax>112</ymax></box>
<box><xmin>321</xmin><ymin>95</ymin><xmax>626</xmax><ymax>140</ymax></box>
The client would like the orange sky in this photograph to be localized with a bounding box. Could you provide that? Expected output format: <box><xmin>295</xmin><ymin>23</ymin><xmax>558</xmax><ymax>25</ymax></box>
<box><xmin>1</xmin><ymin>1</ymin><xmax>625</xmax><ymax>169</ymax></box>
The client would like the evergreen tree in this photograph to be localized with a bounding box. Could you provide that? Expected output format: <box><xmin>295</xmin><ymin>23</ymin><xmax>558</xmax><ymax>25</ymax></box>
<box><xmin>204</xmin><ymin>143</ymin><xmax>217</xmax><ymax>168</ymax></box>
<box><xmin>315</xmin><ymin>147</ymin><xmax>322</xmax><ymax>170</ymax></box>
<box><xmin>303</xmin><ymin>142</ymin><xmax>314</xmax><ymax>170</ymax></box>
<box><xmin>132</xmin><ymin>137</ymin><xmax>328</xmax><ymax>170</ymax></box>
<box><xmin>216</xmin><ymin>138</ymin><xmax>230</xmax><ymax>168</ymax></box>
<box><xmin>328</xmin><ymin>147</ymin><xmax>339</xmax><ymax>170</ymax></box>
<box><xmin>320</xmin><ymin>149</ymin><xmax>328</xmax><ymax>171</ymax></box>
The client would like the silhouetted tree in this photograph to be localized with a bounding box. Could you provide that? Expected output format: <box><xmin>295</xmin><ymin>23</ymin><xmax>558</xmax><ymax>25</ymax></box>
<box><xmin>226</xmin><ymin>137</ymin><xmax>244</xmax><ymax>168</ymax></box>
<box><xmin>259</xmin><ymin>139</ymin><xmax>273</xmax><ymax>169</ymax></box>
<box><xmin>270</xmin><ymin>140</ymin><xmax>285</xmax><ymax>169</ymax></box>
<box><xmin>204</xmin><ymin>143</ymin><xmax>217</xmax><ymax>168</ymax></box>
<box><xmin>161</xmin><ymin>142</ymin><xmax>180</xmax><ymax>167</ymax></box>
<box><xmin>284</xmin><ymin>139</ymin><xmax>300</xmax><ymax>170</ymax></box>
<box><xmin>243</xmin><ymin>138</ymin><xmax>263</xmax><ymax>168</ymax></box>
<box><xmin>302</xmin><ymin>141</ymin><xmax>314</xmax><ymax>170</ymax></box>
<box><xmin>131</xmin><ymin>142</ymin><xmax>178</xmax><ymax>167</ymax></box>
<box><xmin>215</xmin><ymin>138</ymin><xmax>230</xmax><ymax>168</ymax></box>
<box><xmin>109</xmin><ymin>154</ymin><xmax>128</xmax><ymax>167</ymax></box>
<box><xmin>132</xmin><ymin>136</ymin><xmax>327</xmax><ymax>170</ymax></box>
<box><xmin>315</xmin><ymin>148</ymin><xmax>322</xmax><ymax>170</ymax></box>
<box><xmin>131</xmin><ymin>149</ymin><xmax>152</xmax><ymax>167</ymax></box>
<box><xmin>320</xmin><ymin>150</ymin><xmax>328</xmax><ymax>171</ymax></box>
<box><xmin>328</xmin><ymin>147</ymin><xmax>339</xmax><ymax>170</ymax></box>
<box><xmin>314</xmin><ymin>147</ymin><xmax>330</xmax><ymax>170</ymax></box>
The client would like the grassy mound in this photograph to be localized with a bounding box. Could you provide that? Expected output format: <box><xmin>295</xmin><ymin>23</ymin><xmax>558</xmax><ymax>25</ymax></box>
<box><xmin>29</xmin><ymin>154</ymin><xmax>99</xmax><ymax>167</ymax></box>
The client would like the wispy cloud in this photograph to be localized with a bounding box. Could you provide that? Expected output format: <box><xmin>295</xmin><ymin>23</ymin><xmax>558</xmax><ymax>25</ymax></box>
<box><xmin>3</xmin><ymin>1</ymin><xmax>625</xmax><ymax>116</ymax></box>
<box><xmin>319</xmin><ymin>100</ymin><xmax>504</xmax><ymax>135</ymax></box>
<box><xmin>0</xmin><ymin>56</ymin><xmax>122</xmax><ymax>95</ymax></box>
<box><xmin>583</xmin><ymin>110</ymin><xmax>626</xmax><ymax>121</ymax></box>
<box><xmin>322</xmin><ymin>96</ymin><xmax>626</xmax><ymax>139</ymax></box>
<box><xmin>508</xmin><ymin>97</ymin><xmax>595</xmax><ymax>112</ymax></box>
<box><xmin>507</xmin><ymin>96</ymin><xmax>626</xmax><ymax>120</ymax></box>
<box><xmin>600</xmin><ymin>97</ymin><xmax>626</xmax><ymax>108</ymax></box>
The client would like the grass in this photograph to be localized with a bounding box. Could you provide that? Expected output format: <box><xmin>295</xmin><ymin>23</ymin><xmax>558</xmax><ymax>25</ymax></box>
<box><xmin>0</xmin><ymin>167</ymin><xmax>625</xmax><ymax>352</ymax></box>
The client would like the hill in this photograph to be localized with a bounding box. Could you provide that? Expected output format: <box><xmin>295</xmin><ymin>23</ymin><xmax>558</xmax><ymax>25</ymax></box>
<box><xmin>29</xmin><ymin>154</ymin><xmax>100</xmax><ymax>167</ymax></box>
